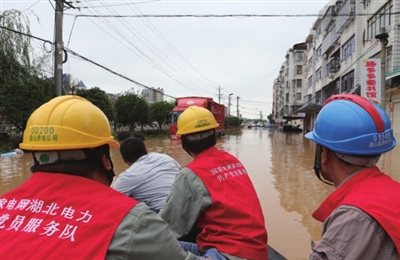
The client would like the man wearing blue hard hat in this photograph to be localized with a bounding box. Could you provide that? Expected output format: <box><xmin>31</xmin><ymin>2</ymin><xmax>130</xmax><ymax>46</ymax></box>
<box><xmin>305</xmin><ymin>94</ymin><xmax>399</xmax><ymax>259</ymax></box>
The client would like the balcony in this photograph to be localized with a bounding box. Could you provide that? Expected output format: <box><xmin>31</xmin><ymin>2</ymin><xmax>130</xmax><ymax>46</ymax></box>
<box><xmin>321</xmin><ymin>24</ymin><xmax>340</xmax><ymax>54</ymax></box>
<box><xmin>336</xmin><ymin>0</ymin><xmax>356</xmax><ymax>33</ymax></box>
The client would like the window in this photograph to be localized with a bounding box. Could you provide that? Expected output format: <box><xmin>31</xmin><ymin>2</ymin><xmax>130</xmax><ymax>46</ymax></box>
<box><xmin>316</xmin><ymin>46</ymin><xmax>322</xmax><ymax>61</ymax></box>
<box><xmin>316</xmin><ymin>67</ymin><xmax>322</xmax><ymax>81</ymax></box>
<box><xmin>316</xmin><ymin>25</ymin><xmax>322</xmax><ymax>36</ymax></box>
<box><xmin>297</xmin><ymin>65</ymin><xmax>303</xmax><ymax>75</ymax></box>
<box><xmin>342</xmin><ymin>35</ymin><xmax>355</xmax><ymax>61</ymax></box>
<box><xmin>327</xmin><ymin>58</ymin><xmax>340</xmax><ymax>75</ymax></box>
<box><xmin>341</xmin><ymin>70</ymin><xmax>354</xmax><ymax>92</ymax></box>
<box><xmin>296</xmin><ymin>92</ymin><xmax>302</xmax><ymax>101</ymax></box>
<box><xmin>307</xmin><ymin>42</ymin><xmax>313</xmax><ymax>51</ymax></box>
<box><xmin>296</xmin><ymin>52</ymin><xmax>304</xmax><ymax>61</ymax></box>
<box><xmin>367</xmin><ymin>1</ymin><xmax>392</xmax><ymax>40</ymax></box>
<box><xmin>308</xmin><ymin>76</ymin><xmax>313</xmax><ymax>89</ymax></box>
<box><xmin>308</xmin><ymin>58</ymin><xmax>313</xmax><ymax>70</ymax></box>
<box><xmin>296</xmin><ymin>79</ymin><xmax>302</xmax><ymax>88</ymax></box>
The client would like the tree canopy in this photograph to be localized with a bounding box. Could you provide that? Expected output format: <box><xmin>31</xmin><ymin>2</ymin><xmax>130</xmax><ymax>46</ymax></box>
<box><xmin>149</xmin><ymin>101</ymin><xmax>174</xmax><ymax>132</ymax></box>
<box><xmin>0</xmin><ymin>9</ymin><xmax>54</xmax><ymax>133</ymax></box>
<box><xmin>0</xmin><ymin>80</ymin><xmax>54</xmax><ymax>132</ymax></box>
<box><xmin>76</xmin><ymin>87</ymin><xmax>114</xmax><ymax>121</ymax></box>
<box><xmin>114</xmin><ymin>91</ymin><xmax>149</xmax><ymax>131</ymax></box>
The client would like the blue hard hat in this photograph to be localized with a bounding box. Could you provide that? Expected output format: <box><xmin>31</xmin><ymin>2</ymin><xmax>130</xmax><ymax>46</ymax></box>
<box><xmin>305</xmin><ymin>94</ymin><xmax>396</xmax><ymax>155</ymax></box>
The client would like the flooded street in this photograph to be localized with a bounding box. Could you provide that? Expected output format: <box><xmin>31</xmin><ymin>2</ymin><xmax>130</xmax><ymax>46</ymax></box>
<box><xmin>1</xmin><ymin>127</ymin><xmax>399</xmax><ymax>259</ymax></box>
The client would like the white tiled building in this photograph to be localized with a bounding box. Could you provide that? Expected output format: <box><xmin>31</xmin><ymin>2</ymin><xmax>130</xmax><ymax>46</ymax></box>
<box><xmin>273</xmin><ymin>0</ymin><xmax>400</xmax><ymax>134</ymax></box>
<box><xmin>142</xmin><ymin>87</ymin><xmax>164</xmax><ymax>103</ymax></box>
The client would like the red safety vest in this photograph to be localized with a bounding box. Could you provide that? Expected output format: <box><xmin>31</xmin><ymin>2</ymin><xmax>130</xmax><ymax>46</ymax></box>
<box><xmin>313</xmin><ymin>167</ymin><xmax>400</xmax><ymax>255</ymax></box>
<box><xmin>187</xmin><ymin>146</ymin><xmax>268</xmax><ymax>260</ymax></box>
<box><xmin>0</xmin><ymin>172</ymin><xmax>138</xmax><ymax>259</ymax></box>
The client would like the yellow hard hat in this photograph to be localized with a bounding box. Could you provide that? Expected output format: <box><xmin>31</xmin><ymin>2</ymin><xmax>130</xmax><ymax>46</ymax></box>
<box><xmin>20</xmin><ymin>95</ymin><xmax>119</xmax><ymax>151</ymax></box>
<box><xmin>176</xmin><ymin>106</ymin><xmax>219</xmax><ymax>137</ymax></box>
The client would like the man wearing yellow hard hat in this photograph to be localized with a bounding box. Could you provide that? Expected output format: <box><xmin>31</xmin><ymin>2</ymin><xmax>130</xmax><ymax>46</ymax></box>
<box><xmin>0</xmin><ymin>95</ymin><xmax>201</xmax><ymax>260</ymax></box>
<box><xmin>160</xmin><ymin>106</ymin><xmax>268</xmax><ymax>259</ymax></box>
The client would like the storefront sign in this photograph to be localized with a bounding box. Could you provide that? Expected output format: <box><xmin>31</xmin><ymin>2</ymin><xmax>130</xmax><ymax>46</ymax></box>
<box><xmin>360</xmin><ymin>59</ymin><xmax>381</xmax><ymax>104</ymax></box>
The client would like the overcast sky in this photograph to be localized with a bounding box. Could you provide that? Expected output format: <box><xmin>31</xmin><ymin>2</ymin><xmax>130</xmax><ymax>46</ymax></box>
<box><xmin>1</xmin><ymin>0</ymin><xmax>330</xmax><ymax>119</ymax></box>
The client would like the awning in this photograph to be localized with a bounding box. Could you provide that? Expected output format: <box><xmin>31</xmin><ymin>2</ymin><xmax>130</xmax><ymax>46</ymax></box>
<box><xmin>387</xmin><ymin>68</ymin><xmax>400</xmax><ymax>80</ymax></box>
<box><xmin>295</xmin><ymin>103</ymin><xmax>322</xmax><ymax>113</ymax></box>
<box><xmin>283</xmin><ymin>115</ymin><xmax>305</xmax><ymax>120</ymax></box>
<box><xmin>387</xmin><ymin>69</ymin><xmax>400</xmax><ymax>89</ymax></box>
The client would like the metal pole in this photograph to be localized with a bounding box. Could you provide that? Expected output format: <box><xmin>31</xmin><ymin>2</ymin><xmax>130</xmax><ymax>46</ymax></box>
<box><xmin>54</xmin><ymin>0</ymin><xmax>64</xmax><ymax>96</ymax></box>
<box><xmin>228</xmin><ymin>94</ymin><xmax>232</xmax><ymax>116</ymax></box>
<box><xmin>236</xmin><ymin>96</ymin><xmax>240</xmax><ymax>118</ymax></box>
<box><xmin>380</xmin><ymin>41</ymin><xmax>387</xmax><ymax>110</ymax></box>
<box><xmin>375</xmin><ymin>28</ymin><xmax>389</xmax><ymax>110</ymax></box>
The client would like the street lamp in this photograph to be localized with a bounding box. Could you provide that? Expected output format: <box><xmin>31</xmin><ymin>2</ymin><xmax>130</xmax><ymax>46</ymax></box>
<box><xmin>228</xmin><ymin>93</ymin><xmax>234</xmax><ymax>116</ymax></box>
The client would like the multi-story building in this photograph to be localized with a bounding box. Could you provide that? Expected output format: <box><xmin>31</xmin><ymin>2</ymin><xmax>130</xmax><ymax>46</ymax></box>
<box><xmin>273</xmin><ymin>0</ymin><xmax>400</xmax><ymax>133</ymax></box>
<box><xmin>274</xmin><ymin>43</ymin><xmax>308</xmax><ymax>122</ymax></box>
<box><xmin>142</xmin><ymin>87</ymin><xmax>164</xmax><ymax>103</ymax></box>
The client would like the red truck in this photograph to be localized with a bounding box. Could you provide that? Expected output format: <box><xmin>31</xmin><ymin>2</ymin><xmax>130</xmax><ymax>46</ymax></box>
<box><xmin>170</xmin><ymin>96</ymin><xmax>225</xmax><ymax>140</ymax></box>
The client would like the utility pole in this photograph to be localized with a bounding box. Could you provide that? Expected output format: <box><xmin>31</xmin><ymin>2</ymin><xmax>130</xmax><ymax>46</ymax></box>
<box><xmin>228</xmin><ymin>93</ymin><xmax>233</xmax><ymax>116</ymax></box>
<box><xmin>236</xmin><ymin>96</ymin><xmax>240</xmax><ymax>118</ymax></box>
<box><xmin>217</xmin><ymin>86</ymin><xmax>222</xmax><ymax>104</ymax></box>
<box><xmin>54</xmin><ymin>0</ymin><xmax>64</xmax><ymax>96</ymax></box>
<box><xmin>54</xmin><ymin>0</ymin><xmax>76</xmax><ymax>96</ymax></box>
<box><xmin>375</xmin><ymin>28</ymin><xmax>389</xmax><ymax>110</ymax></box>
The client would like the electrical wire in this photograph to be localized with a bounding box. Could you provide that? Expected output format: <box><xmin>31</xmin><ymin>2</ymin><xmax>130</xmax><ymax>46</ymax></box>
<box><xmin>69</xmin><ymin>12</ymin><xmax>400</xmax><ymax>18</ymax></box>
<box><xmin>124</xmin><ymin>0</ymin><xmax>220</xmax><ymax>89</ymax></box>
<box><xmin>21</xmin><ymin>0</ymin><xmax>42</xmax><ymax>13</ymax></box>
<box><xmin>77</xmin><ymin>1</ymin><xmax>210</xmax><ymax>94</ymax></box>
<box><xmin>0</xmin><ymin>25</ymin><xmax>177</xmax><ymax>99</ymax></box>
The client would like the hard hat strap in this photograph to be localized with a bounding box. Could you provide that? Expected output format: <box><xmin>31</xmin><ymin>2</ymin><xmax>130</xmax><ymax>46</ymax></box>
<box><xmin>313</xmin><ymin>145</ymin><xmax>334</xmax><ymax>186</ymax></box>
<box><xmin>33</xmin><ymin>150</ymin><xmax>87</xmax><ymax>165</ymax></box>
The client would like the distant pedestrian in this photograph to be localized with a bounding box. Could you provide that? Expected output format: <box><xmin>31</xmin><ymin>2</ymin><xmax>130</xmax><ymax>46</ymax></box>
<box><xmin>305</xmin><ymin>94</ymin><xmax>399</xmax><ymax>259</ymax></box>
<box><xmin>113</xmin><ymin>137</ymin><xmax>180</xmax><ymax>213</ymax></box>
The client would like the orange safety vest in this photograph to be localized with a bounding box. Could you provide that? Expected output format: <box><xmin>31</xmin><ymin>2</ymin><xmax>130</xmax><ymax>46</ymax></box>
<box><xmin>313</xmin><ymin>167</ymin><xmax>400</xmax><ymax>255</ymax></box>
<box><xmin>0</xmin><ymin>172</ymin><xmax>138</xmax><ymax>259</ymax></box>
<box><xmin>187</xmin><ymin>146</ymin><xmax>268</xmax><ymax>260</ymax></box>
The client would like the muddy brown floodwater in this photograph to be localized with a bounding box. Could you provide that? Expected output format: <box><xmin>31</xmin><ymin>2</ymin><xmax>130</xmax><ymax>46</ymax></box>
<box><xmin>1</xmin><ymin>127</ymin><xmax>399</xmax><ymax>259</ymax></box>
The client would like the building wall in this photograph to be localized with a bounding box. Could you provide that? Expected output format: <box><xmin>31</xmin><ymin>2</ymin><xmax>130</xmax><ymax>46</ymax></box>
<box><xmin>273</xmin><ymin>0</ymin><xmax>400</xmax><ymax>132</ymax></box>
<box><xmin>142</xmin><ymin>87</ymin><xmax>164</xmax><ymax>103</ymax></box>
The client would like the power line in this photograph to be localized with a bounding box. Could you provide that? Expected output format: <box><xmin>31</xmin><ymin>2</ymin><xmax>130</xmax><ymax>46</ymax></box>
<box><xmin>74</xmin><ymin>1</ymin><xmax>215</xmax><ymax>95</ymax></box>
<box><xmin>66</xmin><ymin>12</ymin><xmax>400</xmax><ymax>18</ymax></box>
<box><xmin>0</xmin><ymin>25</ymin><xmax>176</xmax><ymax>99</ymax></box>
<box><xmin>64</xmin><ymin>47</ymin><xmax>176</xmax><ymax>99</ymax></box>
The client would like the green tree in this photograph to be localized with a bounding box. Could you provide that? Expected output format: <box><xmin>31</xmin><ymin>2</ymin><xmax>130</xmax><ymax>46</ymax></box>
<box><xmin>1</xmin><ymin>9</ymin><xmax>49</xmax><ymax>85</ymax></box>
<box><xmin>224</xmin><ymin>116</ymin><xmax>242</xmax><ymax>128</ymax></box>
<box><xmin>149</xmin><ymin>101</ymin><xmax>174</xmax><ymax>133</ymax></box>
<box><xmin>0</xmin><ymin>9</ymin><xmax>54</xmax><ymax>133</ymax></box>
<box><xmin>114</xmin><ymin>91</ymin><xmax>149</xmax><ymax>131</ymax></box>
<box><xmin>76</xmin><ymin>87</ymin><xmax>114</xmax><ymax>121</ymax></box>
<box><xmin>0</xmin><ymin>80</ymin><xmax>54</xmax><ymax>132</ymax></box>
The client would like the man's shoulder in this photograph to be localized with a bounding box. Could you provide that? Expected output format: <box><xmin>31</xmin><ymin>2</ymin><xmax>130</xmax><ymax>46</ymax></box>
<box><xmin>149</xmin><ymin>152</ymin><xmax>177</xmax><ymax>161</ymax></box>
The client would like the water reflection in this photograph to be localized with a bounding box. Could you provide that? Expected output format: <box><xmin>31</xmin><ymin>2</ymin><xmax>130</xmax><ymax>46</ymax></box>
<box><xmin>1</xmin><ymin>127</ymin><xmax>399</xmax><ymax>259</ymax></box>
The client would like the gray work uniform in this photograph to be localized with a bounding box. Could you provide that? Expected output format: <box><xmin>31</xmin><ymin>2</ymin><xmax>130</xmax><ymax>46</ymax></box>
<box><xmin>310</xmin><ymin>206</ymin><xmax>398</xmax><ymax>259</ymax></box>
<box><xmin>159</xmin><ymin>167</ymin><xmax>245</xmax><ymax>260</ymax></box>
<box><xmin>107</xmin><ymin>202</ymin><xmax>201</xmax><ymax>260</ymax></box>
